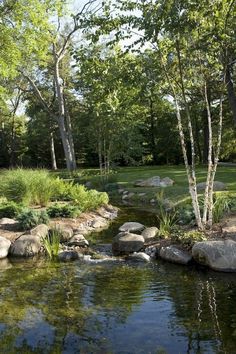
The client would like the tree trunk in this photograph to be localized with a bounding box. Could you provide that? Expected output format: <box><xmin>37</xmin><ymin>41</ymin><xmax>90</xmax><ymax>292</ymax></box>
<box><xmin>225</xmin><ymin>64</ymin><xmax>236</xmax><ymax>125</ymax></box>
<box><xmin>149</xmin><ymin>97</ymin><xmax>158</xmax><ymax>165</ymax></box>
<box><xmin>64</xmin><ymin>97</ymin><xmax>77</xmax><ymax>169</ymax></box>
<box><xmin>50</xmin><ymin>131</ymin><xmax>57</xmax><ymax>170</ymax></box>
<box><xmin>54</xmin><ymin>57</ymin><xmax>76</xmax><ymax>171</ymax></box>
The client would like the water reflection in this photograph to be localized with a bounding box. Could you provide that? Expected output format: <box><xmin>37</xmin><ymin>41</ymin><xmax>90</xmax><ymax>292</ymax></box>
<box><xmin>0</xmin><ymin>258</ymin><xmax>235</xmax><ymax>353</ymax></box>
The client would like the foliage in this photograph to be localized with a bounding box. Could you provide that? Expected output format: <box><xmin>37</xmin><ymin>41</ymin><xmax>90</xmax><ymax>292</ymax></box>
<box><xmin>17</xmin><ymin>209</ymin><xmax>49</xmax><ymax>230</ymax></box>
<box><xmin>47</xmin><ymin>203</ymin><xmax>81</xmax><ymax>218</ymax></box>
<box><xmin>0</xmin><ymin>169</ymin><xmax>56</xmax><ymax>206</ymax></box>
<box><xmin>213</xmin><ymin>194</ymin><xmax>231</xmax><ymax>223</ymax></box>
<box><xmin>172</xmin><ymin>230</ymin><xmax>207</xmax><ymax>247</ymax></box>
<box><xmin>42</xmin><ymin>228</ymin><xmax>61</xmax><ymax>259</ymax></box>
<box><xmin>157</xmin><ymin>210</ymin><xmax>177</xmax><ymax>238</ymax></box>
<box><xmin>0</xmin><ymin>201</ymin><xmax>23</xmax><ymax>219</ymax></box>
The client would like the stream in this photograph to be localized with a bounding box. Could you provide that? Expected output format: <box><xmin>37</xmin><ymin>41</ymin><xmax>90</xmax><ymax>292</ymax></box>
<box><xmin>0</xmin><ymin>206</ymin><xmax>236</xmax><ymax>353</ymax></box>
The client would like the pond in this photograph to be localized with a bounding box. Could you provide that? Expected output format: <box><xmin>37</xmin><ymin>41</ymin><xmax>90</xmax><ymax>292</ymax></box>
<box><xmin>0</xmin><ymin>207</ymin><xmax>236</xmax><ymax>354</ymax></box>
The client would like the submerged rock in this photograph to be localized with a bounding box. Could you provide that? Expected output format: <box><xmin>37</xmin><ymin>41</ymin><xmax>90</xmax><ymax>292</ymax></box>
<box><xmin>67</xmin><ymin>234</ymin><xmax>89</xmax><ymax>247</ymax></box>
<box><xmin>192</xmin><ymin>240</ymin><xmax>236</xmax><ymax>272</ymax></box>
<box><xmin>127</xmin><ymin>252</ymin><xmax>151</xmax><ymax>262</ymax></box>
<box><xmin>0</xmin><ymin>258</ymin><xmax>12</xmax><ymax>270</ymax></box>
<box><xmin>119</xmin><ymin>222</ymin><xmax>145</xmax><ymax>233</ymax></box>
<box><xmin>145</xmin><ymin>245</ymin><xmax>158</xmax><ymax>258</ymax></box>
<box><xmin>58</xmin><ymin>250</ymin><xmax>79</xmax><ymax>262</ymax></box>
<box><xmin>10</xmin><ymin>235</ymin><xmax>41</xmax><ymax>257</ymax></box>
<box><xmin>142</xmin><ymin>227</ymin><xmax>158</xmax><ymax>241</ymax></box>
<box><xmin>0</xmin><ymin>236</ymin><xmax>11</xmax><ymax>259</ymax></box>
<box><xmin>160</xmin><ymin>246</ymin><xmax>192</xmax><ymax>265</ymax></box>
<box><xmin>112</xmin><ymin>232</ymin><xmax>145</xmax><ymax>255</ymax></box>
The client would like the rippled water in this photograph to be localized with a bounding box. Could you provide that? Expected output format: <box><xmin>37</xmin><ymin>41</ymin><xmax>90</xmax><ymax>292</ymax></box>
<box><xmin>0</xmin><ymin>207</ymin><xmax>236</xmax><ymax>353</ymax></box>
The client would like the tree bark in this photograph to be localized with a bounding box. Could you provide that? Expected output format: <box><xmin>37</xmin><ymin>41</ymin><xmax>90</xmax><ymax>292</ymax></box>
<box><xmin>50</xmin><ymin>131</ymin><xmax>57</xmax><ymax>170</ymax></box>
<box><xmin>225</xmin><ymin>64</ymin><xmax>236</xmax><ymax>125</ymax></box>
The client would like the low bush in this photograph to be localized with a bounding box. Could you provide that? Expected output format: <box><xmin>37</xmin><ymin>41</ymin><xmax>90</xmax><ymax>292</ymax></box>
<box><xmin>0</xmin><ymin>201</ymin><xmax>23</xmax><ymax>219</ymax></box>
<box><xmin>17</xmin><ymin>209</ymin><xmax>49</xmax><ymax>230</ymax></box>
<box><xmin>0</xmin><ymin>169</ymin><xmax>56</xmax><ymax>206</ymax></box>
<box><xmin>172</xmin><ymin>229</ymin><xmax>207</xmax><ymax>247</ymax></box>
<box><xmin>47</xmin><ymin>203</ymin><xmax>81</xmax><ymax>218</ymax></box>
<box><xmin>0</xmin><ymin>169</ymin><xmax>109</xmax><ymax>211</ymax></box>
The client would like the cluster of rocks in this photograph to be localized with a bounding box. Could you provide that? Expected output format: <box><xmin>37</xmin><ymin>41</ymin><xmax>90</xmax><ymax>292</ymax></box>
<box><xmin>134</xmin><ymin>176</ymin><xmax>174</xmax><ymax>188</ymax></box>
<box><xmin>112</xmin><ymin>220</ymin><xmax>236</xmax><ymax>272</ymax></box>
<box><xmin>0</xmin><ymin>205</ymin><xmax>118</xmax><ymax>262</ymax></box>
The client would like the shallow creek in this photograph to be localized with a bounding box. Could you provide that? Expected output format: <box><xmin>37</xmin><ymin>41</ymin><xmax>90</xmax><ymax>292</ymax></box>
<box><xmin>0</xmin><ymin>206</ymin><xmax>236</xmax><ymax>353</ymax></box>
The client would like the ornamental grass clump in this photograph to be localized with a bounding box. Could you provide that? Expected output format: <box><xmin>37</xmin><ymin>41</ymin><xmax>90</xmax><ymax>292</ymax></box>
<box><xmin>157</xmin><ymin>209</ymin><xmax>177</xmax><ymax>238</ymax></box>
<box><xmin>0</xmin><ymin>169</ymin><xmax>55</xmax><ymax>206</ymax></box>
<box><xmin>42</xmin><ymin>228</ymin><xmax>61</xmax><ymax>260</ymax></box>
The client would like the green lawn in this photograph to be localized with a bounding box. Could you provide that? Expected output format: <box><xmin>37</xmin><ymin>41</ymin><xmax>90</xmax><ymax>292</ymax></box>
<box><xmin>79</xmin><ymin>165</ymin><xmax>236</xmax><ymax>204</ymax></box>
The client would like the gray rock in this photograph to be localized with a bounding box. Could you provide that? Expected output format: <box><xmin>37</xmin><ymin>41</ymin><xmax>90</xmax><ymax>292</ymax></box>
<box><xmin>30</xmin><ymin>224</ymin><xmax>49</xmax><ymax>239</ymax></box>
<box><xmin>197</xmin><ymin>181</ymin><xmax>226</xmax><ymax>192</ymax></box>
<box><xmin>222</xmin><ymin>217</ymin><xmax>236</xmax><ymax>239</ymax></box>
<box><xmin>127</xmin><ymin>252</ymin><xmax>151</xmax><ymax>262</ymax></box>
<box><xmin>57</xmin><ymin>226</ymin><xmax>74</xmax><ymax>242</ymax></box>
<box><xmin>145</xmin><ymin>245</ymin><xmax>158</xmax><ymax>258</ymax></box>
<box><xmin>142</xmin><ymin>227</ymin><xmax>158</xmax><ymax>241</ymax></box>
<box><xmin>0</xmin><ymin>236</ymin><xmax>11</xmax><ymax>259</ymax></box>
<box><xmin>160</xmin><ymin>177</ymin><xmax>174</xmax><ymax>187</ymax></box>
<box><xmin>91</xmin><ymin>218</ymin><xmax>107</xmax><ymax>229</ymax></box>
<box><xmin>10</xmin><ymin>235</ymin><xmax>41</xmax><ymax>257</ymax></box>
<box><xmin>58</xmin><ymin>250</ymin><xmax>79</xmax><ymax>262</ymax></box>
<box><xmin>192</xmin><ymin>240</ymin><xmax>236</xmax><ymax>272</ymax></box>
<box><xmin>140</xmin><ymin>176</ymin><xmax>161</xmax><ymax>187</ymax></box>
<box><xmin>112</xmin><ymin>232</ymin><xmax>145</xmax><ymax>255</ymax></box>
<box><xmin>150</xmin><ymin>199</ymin><xmax>156</xmax><ymax>204</ymax></box>
<box><xmin>160</xmin><ymin>245</ymin><xmax>192</xmax><ymax>265</ymax></box>
<box><xmin>0</xmin><ymin>218</ymin><xmax>18</xmax><ymax>226</ymax></box>
<box><xmin>68</xmin><ymin>234</ymin><xmax>89</xmax><ymax>247</ymax></box>
<box><xmin>119</xmin><ymin>222</ymin><xmax>145</xmax><ymax>233</ymax></box>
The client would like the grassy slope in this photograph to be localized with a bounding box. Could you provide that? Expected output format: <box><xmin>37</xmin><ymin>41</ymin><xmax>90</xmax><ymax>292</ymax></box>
<box><xmin>82</xmin><ymin>165</ymin><xmax>236</xmax><ymax>204</ymax></box>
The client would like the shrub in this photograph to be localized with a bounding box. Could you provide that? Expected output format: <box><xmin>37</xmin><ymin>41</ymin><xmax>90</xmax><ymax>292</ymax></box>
<box><xmin>47</xmin><ymin>203</ymin><xmax>81</xmax><ymax>218</ymax></box>
<box><xmin>42</xmin><ymin>228</ymin><xmax>61</xmax><ymax>259</ymax></box>
<box><xmin>0</xmin><ymin>169</ymin><xmax>56</xmax><ymax>206</ymax></box>
<box><xmin>0</xmin><ymin>201</ymin><xmax>23</xmax><ymax>219</ymax></box>
<box><xmin>172</xmin><ymin>230</ymin><xmax>207</xmax><ymax>247</ymax></box>
<box><xmin>17</xmin><ymin>209</ymin><xmax>49</xmax><ymax>230</ymax></box>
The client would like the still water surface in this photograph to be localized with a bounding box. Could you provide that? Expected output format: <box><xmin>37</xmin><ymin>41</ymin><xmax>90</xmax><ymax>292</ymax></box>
<box><xmin>0</xmin><ymin>207</ymin><xmax>236</xmax><ymax>354</ymax></box>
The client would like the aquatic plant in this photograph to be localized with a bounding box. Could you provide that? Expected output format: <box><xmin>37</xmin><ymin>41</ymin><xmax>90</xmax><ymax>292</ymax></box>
<box><xmin>42</xmin><ymin>228</ymin><xmax>61</xmax><ymax>259</ymax></box>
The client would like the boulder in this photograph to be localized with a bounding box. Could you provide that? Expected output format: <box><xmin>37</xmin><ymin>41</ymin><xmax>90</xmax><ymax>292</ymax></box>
<box><xmin>142</xmin><ymin>227</ymin><xmax>158</xmax><ymax>241</ymax></box>
<box><xmin>30</xmin><ymin>224</ymin><xmax>49</xmax><ymax>239</ymax></box>
<box><xmin>67</xmin><ymin>234</ymin><xmax>89</xmax><ymax>247</ymax></box>
<box><xmin>197</xmin><ymin>181</ymin><xmax>226</xmax><ymax>192</ymax></box>
<box><xmin>145</xmin><ymin>245</ymin><xmax>158</xmax><ymax>258</ymax></box>
<box><xmin>160</xmin><ymin>246</ymin><xmax>192</xmax><ymax>265</ymax></box>
<box><xmin>192</xmin><ymin>240</ymin><xmax>236</xmax><ymax>272</ymax></box>
<box><xmin>91</xmin><ymin>218</ymin><xmax>107</xmax><ymax>229</ymax></box>
<box><xmin>138</xmin><ymin>176</ymin><xmax>161</xmax><ymax>187</ymax></box>
<box><xmin>56</xmin><ymin>226</ymin><xmax>74</xmax><ymax>242</ymax></box>
<box><xmin>112</xmin><ymin>232</ymin><xmax>145</xmax><ymax>255</ymax></box>
<box><xmin>58</xmin><ymin>250</ymin><xmax>79</xmax><ymax>262</ymax></box>
<box><xmin>0</xmin><ymin>236</ymin><xmax>11</xmax><ymax>259</ymax></box>
<box><xmin>127</xmin><ymin>252</ymin><xmax>151</xmax><ymax>262</ymax></box>
<box><xmin>0</xmin><ymin>218</ymin><xmax>18</xmax><ymax>226</ymax></box>
<box><xmin>160</xmin><ymin>177</ymin><xmax>174</xmax><ymax>187</ymax></box>
<box><xmin>10</xmin><ymin>235</ymin><xmax>41</xmax><ymax>257</ymax></box>
<box><xmin>222</xmin><ymin>216</ymin><xmax>236</xmax><ymax>240</ymax></box>
<box><xmin>119</xmin><ymin>222</ymin><xmax>145</xmax><ymax>233</ymax></box>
